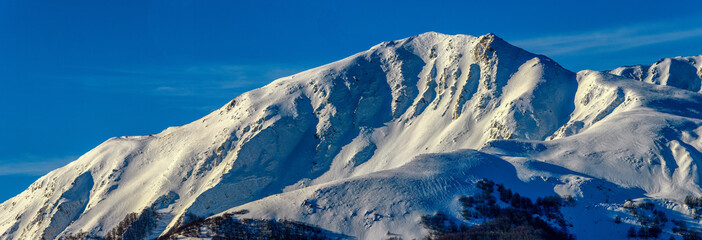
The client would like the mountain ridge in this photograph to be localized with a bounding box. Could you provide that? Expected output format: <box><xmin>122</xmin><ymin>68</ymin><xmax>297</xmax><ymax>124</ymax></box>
<box><xmin>2</xmin><ymin>32</ymin><xmax>702</xmax><ymax>240</ymax></box>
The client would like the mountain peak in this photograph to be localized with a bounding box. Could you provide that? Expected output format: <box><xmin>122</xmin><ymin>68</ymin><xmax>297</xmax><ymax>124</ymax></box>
<box><xmin>409</xmin><ymin>31</ymin><xmax>500</xmax><ymax>40</ymax></box>
<box><xmin>3</xmin><ymin>33</ymin><xmax>702</xmax><ymax>240</ymax></box>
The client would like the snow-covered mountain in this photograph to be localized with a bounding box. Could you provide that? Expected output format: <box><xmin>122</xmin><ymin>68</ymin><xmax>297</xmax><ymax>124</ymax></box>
<box><xmin>2</xmin><ymin>32</ymin><xmax>702</xmax><ymax>240</ymax></box>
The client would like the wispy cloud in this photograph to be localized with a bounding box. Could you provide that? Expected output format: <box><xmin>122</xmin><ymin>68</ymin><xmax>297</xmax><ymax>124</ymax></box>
<box><xmin>46</xmin><ymin>63</ymin><xmax>311</xmax><ymax>99</ymax></box>
<box><xmin>14</xmin><ymin>63</ymin><xmax>313</xmax><ymax>114</ymax></box>
<box><xmin>0</xmin><ymin>155</ymin><xmax>77</xmax><ymax>176</ymax></box>
<box><xmin>513</xmin><ymin>18</ymin><xmax>702</xmax><ymax>56</ymax></box>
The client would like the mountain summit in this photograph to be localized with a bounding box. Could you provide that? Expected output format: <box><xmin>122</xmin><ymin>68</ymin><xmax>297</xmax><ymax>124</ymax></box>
<box><xmin>2</xmin><ymin>32</ymin><xmax>702</xmax><ymax>239</ymax></box>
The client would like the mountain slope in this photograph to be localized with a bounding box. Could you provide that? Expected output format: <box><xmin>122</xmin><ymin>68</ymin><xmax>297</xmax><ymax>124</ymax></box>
<box><xmin>174</xmin><ymin>69</ymin><xmax>702</xmax><ymax>239</ymax></box>
<box><xmin>1</xmin><ymin>32</ymin><xmax>701</xmax><ymax>240</ymax></box>
<box><xmin>198</xmin><ymin>150</ymin><xmax>644</xmax><ymax>239</ymax></box>
<box><xmin>609</xmin><ymin>55</ymin><xmax>702</xmax><ymax>92</ymax></box>
<box><xmin>491</xmin><ymin>70</ymin><xmax>702</xmax><ymax>197</ymax></box>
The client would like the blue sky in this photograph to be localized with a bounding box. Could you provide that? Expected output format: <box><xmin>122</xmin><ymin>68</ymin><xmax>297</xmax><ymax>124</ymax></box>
<box><xmin>1</xmin><ymin>0</ymin><xmax>701</xmax><ymax>202</ymax></box>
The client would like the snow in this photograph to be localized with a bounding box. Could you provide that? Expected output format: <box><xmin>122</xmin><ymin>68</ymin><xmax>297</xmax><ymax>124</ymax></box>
<box><xmin>1</xmin><ymin>32</ymin><xmax>702</xmax><ymax>240</ymax></box>
<box><xmin>610</xmin><ymin>55</ymin><xmax>702</xmax><ymax>92</ymax></box>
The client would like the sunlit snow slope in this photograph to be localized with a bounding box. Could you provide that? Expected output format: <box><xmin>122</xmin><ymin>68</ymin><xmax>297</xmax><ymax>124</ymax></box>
<box><xmin>1</xmin><ymin>32</ymin><xmax>702</xmax><ymax>240</ymax></box>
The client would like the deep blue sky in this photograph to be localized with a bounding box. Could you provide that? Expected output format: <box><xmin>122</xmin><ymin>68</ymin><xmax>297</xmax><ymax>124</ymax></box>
<box><xmin>1</xmin><ymin>0</ymin><xmax>702</xmax><ymax>202</ymax></box>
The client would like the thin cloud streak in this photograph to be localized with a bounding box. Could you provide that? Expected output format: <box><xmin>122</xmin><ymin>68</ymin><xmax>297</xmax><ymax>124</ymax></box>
<box><xmin>0</xmin><ymin>155</ymin><xmax>77</xmax><ymax>176</ymax></box>
<box><xmin>62</xmin><ymin>64</ymin><xmax>310</xmax><ymax>98</ymax></box>
<box><xmin>513</xmin><ymin>19</ymin><xmax>702</xmax><ymax>56</ymax></box>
